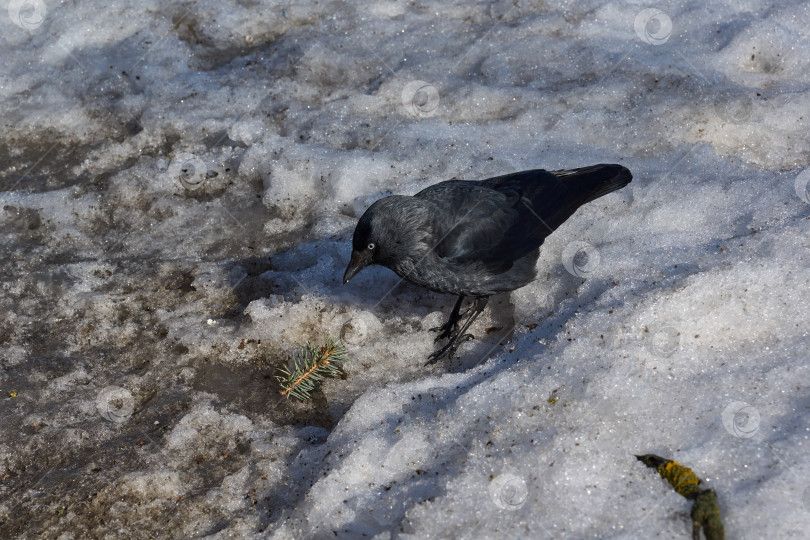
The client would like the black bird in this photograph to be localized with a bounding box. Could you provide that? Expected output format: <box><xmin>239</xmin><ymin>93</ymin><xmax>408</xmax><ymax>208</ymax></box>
<box><xmin>343</xmin><ymin>164</ymin><xmax>632</xmax><ymax>362</ymax></box>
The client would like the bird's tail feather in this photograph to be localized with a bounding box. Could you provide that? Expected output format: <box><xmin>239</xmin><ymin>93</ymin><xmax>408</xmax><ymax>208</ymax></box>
<box><xmin>550</xmin><ymin>164</ymin><xmax>632</xmax><ymax>204</ymax></box>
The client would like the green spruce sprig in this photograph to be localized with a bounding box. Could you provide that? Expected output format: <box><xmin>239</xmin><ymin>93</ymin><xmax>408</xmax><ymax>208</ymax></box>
<box><xmin>276</xmin><ymin>338</ymin><xmax>348</xmax><ymax>401</ymax></box>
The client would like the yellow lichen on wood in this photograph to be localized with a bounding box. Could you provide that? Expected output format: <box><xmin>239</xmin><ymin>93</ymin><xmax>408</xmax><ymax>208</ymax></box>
<box><xmin>636</xmin><ymin>454</ymin><xmax>725</xmax><ymax>540</ymax></box>
<box><xmin>658</xmin><ymin>460</ymin><xmax>701</xmax><ymax>498</ymax></box>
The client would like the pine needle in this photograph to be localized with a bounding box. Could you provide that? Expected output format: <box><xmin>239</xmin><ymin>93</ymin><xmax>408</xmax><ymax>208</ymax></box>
<box><xmin>276</xmin><ymin>338</ymin><xmax>348</xmax><ymax>402</ymax></box>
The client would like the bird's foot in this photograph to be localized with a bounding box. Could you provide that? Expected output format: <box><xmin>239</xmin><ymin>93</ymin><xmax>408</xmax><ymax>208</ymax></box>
<box><xmin>430</xmin><ymin>297</ymin><xmax>466</xmax><ymax>342</ymax></box>
<box><xmin>425</xmin><ymin>333</ymin><xmax>474</xmax><ymax>365</ymax></box>
<box><xmin>430</xmin><ymin>320</ymin><xmax>459</xmax><ymax>342</ymax></box>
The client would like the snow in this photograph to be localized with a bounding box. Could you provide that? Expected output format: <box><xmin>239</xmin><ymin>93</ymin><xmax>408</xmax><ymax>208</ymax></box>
<box><xmin>1</xmin><ymin>0</ymin><xmax>809</xmax><ymax>538</ymax></box>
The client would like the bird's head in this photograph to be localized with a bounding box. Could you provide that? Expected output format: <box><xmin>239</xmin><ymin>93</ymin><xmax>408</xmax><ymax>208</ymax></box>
<box><xmin>343</xmin><ymin>196</ymin><xmax>425</xmax><ymax>284</ymax></box>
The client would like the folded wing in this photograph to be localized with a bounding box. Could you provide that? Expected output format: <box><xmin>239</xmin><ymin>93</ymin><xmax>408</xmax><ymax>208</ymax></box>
<box><xmin>414</xmin><ymin>164</ymin><xmax>632</xmax><ymax>273</ymax></box>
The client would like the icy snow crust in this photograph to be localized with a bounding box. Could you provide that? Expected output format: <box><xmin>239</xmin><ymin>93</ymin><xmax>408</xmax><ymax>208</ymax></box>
<box><xmin>1</xmin><ymin>0</ymin><xmax>809</xmax><ymax>538</ymax></box>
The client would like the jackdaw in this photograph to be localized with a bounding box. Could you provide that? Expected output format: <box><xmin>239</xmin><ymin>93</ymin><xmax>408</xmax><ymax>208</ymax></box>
<box><xmin>343</xmin><ymin>164</ymin><xmax>632</xmax><ymax>362</ymax></box>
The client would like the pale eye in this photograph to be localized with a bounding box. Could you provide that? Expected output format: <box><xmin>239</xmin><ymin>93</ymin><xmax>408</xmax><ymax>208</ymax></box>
<box><xmin>367</xmin><ymin>243</ymin><xmax>375</xmax><ymax>250</ymax></box>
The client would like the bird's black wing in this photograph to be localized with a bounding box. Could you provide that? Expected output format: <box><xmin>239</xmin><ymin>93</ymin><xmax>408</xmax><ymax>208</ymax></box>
<box><xmin>415</xmin><ymin>165</ymin><xmax>631</xmax><ymax>273</ymax></box>
<box><xmin>414</xmin><ymin>181</ymin><xmax>520</xmax><ymax>271</ymax></box>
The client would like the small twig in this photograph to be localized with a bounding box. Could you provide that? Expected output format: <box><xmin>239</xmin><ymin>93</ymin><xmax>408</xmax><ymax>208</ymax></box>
<box><xmin>636</xmin><ymin>454</ymin><xmax>725</xmax><ymax>540</ymax></box>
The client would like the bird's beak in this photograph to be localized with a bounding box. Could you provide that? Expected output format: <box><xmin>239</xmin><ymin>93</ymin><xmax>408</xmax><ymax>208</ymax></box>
<box><xmin>343</xmin><ymin>250</ymin><xmax>371</xmax><ymax>284</ymax></box>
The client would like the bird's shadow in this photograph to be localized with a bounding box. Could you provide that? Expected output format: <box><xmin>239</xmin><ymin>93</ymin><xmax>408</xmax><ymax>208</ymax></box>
<box><xmin>440</xmin><ymin>262</ymin><xmax>635</xmax><ymax>373</ymax></box>
<box><xmin>223</xmin><ymin>245</ymin><xmax>599</xmax><ymax>370</ymax></box>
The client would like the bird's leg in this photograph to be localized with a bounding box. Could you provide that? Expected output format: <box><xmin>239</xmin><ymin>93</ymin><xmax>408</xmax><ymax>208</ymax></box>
<box><xmin>430</xmin><ymin>296</ymin><xmax>465</xmax><ymax>342</ymax></box>
<box><xmin>426</xmin><ymin>296</ymin><xmax>489</xmax><ymax>364</ymax></box>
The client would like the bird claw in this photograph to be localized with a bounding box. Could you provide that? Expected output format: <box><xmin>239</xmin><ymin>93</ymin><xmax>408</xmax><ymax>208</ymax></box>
<box><xmin>424</xmin><ymin>333</ymin><xmax>475</xmax><ymax>365</ymax></box>
<box><xmin>424</xmin><ymin>346</ymin><xmax>453</xmax><ymax>365</ymax></box>
<box><xmin>430</xmin><ymin>321</ymin><xmax>459</xmax><ymax>342</ymax></box>
<box><xmin>426</xmin><ymin>297</ymin><xmax>487</xmax><ymax>364</ymax></box>
<box><xmin>432</xmin><ymin>327</ymin><xmax>457</xmax><ymax>343</ymax></box>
